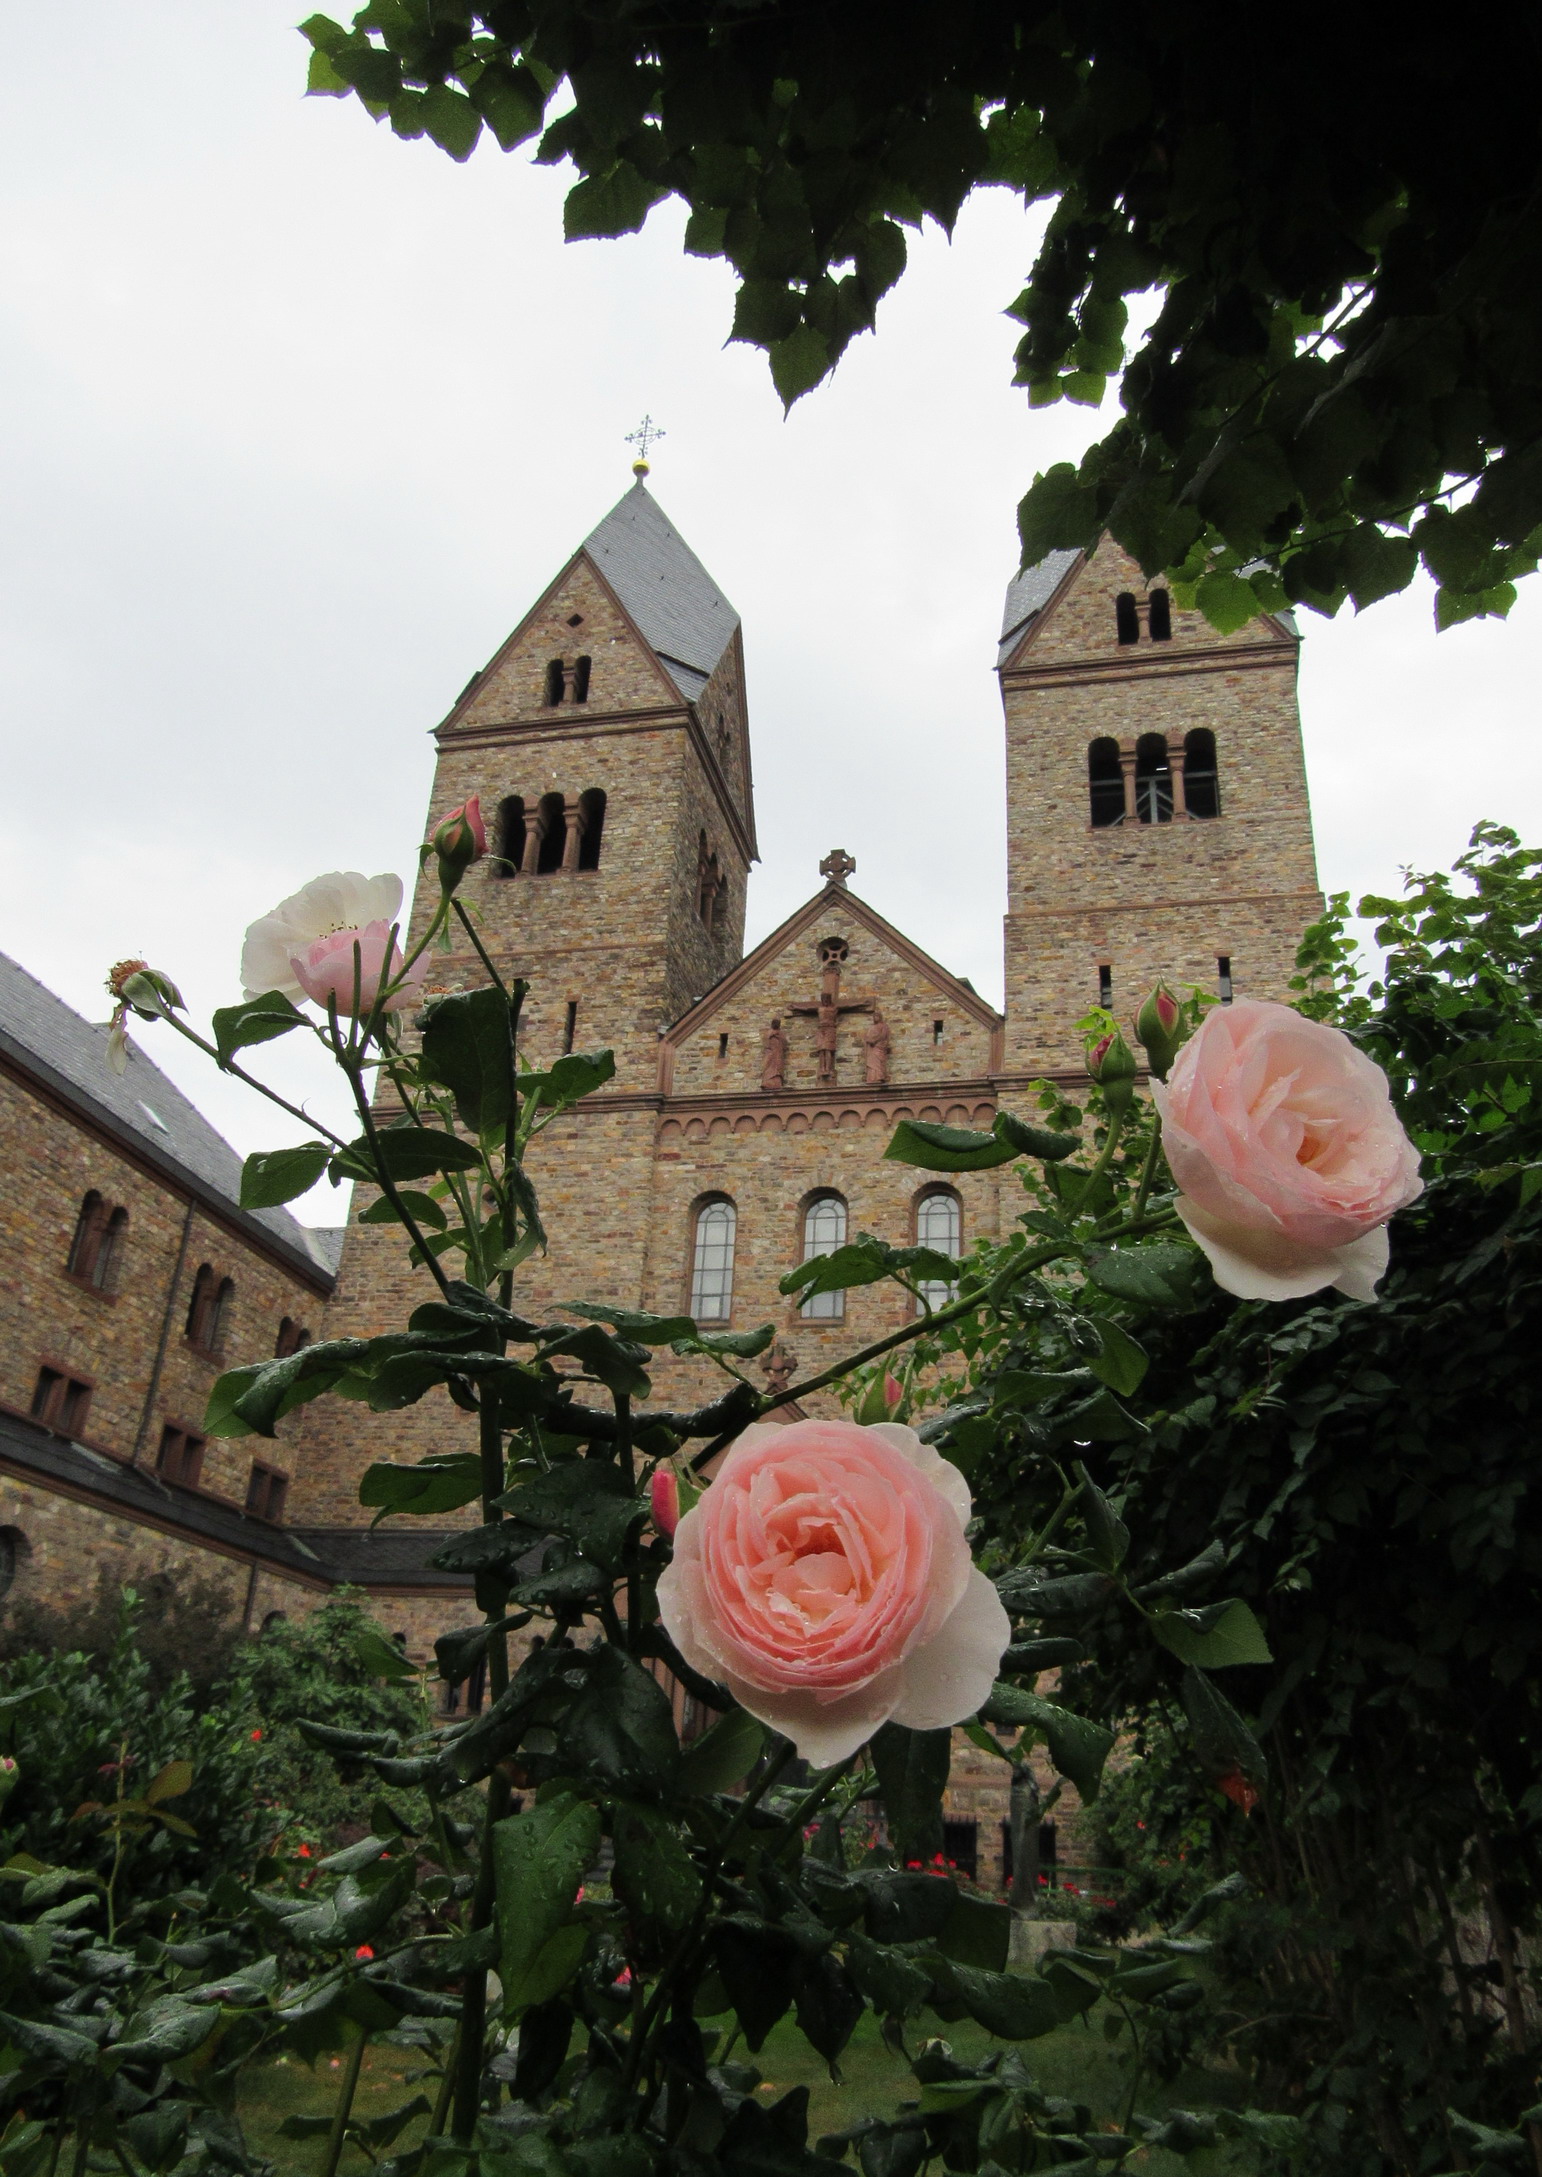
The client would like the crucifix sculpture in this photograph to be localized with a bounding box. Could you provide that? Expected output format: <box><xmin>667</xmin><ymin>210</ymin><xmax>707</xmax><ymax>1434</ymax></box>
<box><xmin>789</xmin><ymin>936</ymin><xmax>873</xmax><ymax>1087</ymax></box>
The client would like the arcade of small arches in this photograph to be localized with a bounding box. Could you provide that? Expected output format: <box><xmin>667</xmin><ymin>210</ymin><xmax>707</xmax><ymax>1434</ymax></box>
<box><xmin>657</xmin><ymin>1097</ymin><xmax>998</xmax><ymax>1146</ymax></box>
<box><xmin>686</xmin><ymin>1182</ymin><xmax>964</xmax><ymax>1324</ymax></box>
<box><xmin>1087</xmin><ymin>728</ymin><xmax>1219</xmax><ymax>827</ymax></box>
<box><xmin>1114</xmin><ymin>588</ymin><xmax>1172</xmax><ymax>645</ymax></box>
<box><xmin>492</xmin><ymin>789</ymin><xmax>607</xmax><ymax>876</ymax></box>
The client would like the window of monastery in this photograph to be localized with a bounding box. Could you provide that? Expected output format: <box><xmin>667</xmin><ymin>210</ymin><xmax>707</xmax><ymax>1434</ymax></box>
<box><xmin>578</xmin><ymin>787</ymin><xmax>606</xmax><ymax>870</ymax></box>
<box><xmin>157</xmin><ymin>1425</ymin><xmax>205</xmax><ymax>1488</ymax></box>
<box><xmin>494</xmin><ymin>795</ymin><xmax>525</xmax><ymax>877</ymax></box>
<box><xmin>1148</xmin><ymin>587</ymin><xmax>1173</xmax><ymax>640</ymax></box>
<box><xmin>799</xmin><ymin>1193</ymin><xmax>848</xmax><ymax>1321</ymax></box>
<box><xmin>66</xmin><ymin>1192</ymin><xmax>127</xmax><ymax>1293</ymax></box>
<box><xmin>689</xmin><ymin>1198</ymin><xmax>736</xmax><ymax>1321</ymax></box>
<box><xmin>245</xmin><ymin>1461</ymin><xmax>289</xmax><ymax>1522</ymax></box>
<box><xmin>914</xmin><ymin>1189</ymin><xmax>961</xmax><ymax>1311</ymax></box>
<box><xmin>543</xmin><ymin>658</ymin><xmax>565</xmax><ymax>706</ymax></box>
<box><xmin>31</xmin><ymin>1366</ymin><xmax>91</xmax><ymax>1437</ymax></box>
<box><xmin>1115</xmin><ymin>592</ymin><xmax>1140</xmax><ymax>644</ymax></box>
<box><xmin>1135</xmin><ymin>733</ymin><xmax>1174</xmax><ymax>823</ymax></box>
<box><xmin>186</xmin><ymin>1267</ymin><xmax>235</xmax><ymax>1358</ymax></box>
<box><xmin>1218</xmin><ymin>954</ymin><xmax>1234</xmax><ymax>1004</ymax></box>
<box><xmin>275</xmin><ymin>1317</ymin><xmax>311</xmax><ymax>1358</ymax></box>
<box><xmin>535</xmin><ymin>793</ymin><xmax>567</xmax><ymax>875</ymax></box>
<box><xmin>1184</xmin><ymin>728</ymin><xmax>1220</xmax><ymax>817</ymax></box>
<box><xmin>0</xmin><ymin>1529</ymin><xmax>26</xmax><ymax>1607</ymax></box>
<box><xmin>572</xmin><ymin>655</ymin><xmax>592</xmax><ymax>703</ymax></box>
<box><xmin>1087</xmin><ymin>737</ymin><xmax>1124</xmax><ymax>827</ymax></box>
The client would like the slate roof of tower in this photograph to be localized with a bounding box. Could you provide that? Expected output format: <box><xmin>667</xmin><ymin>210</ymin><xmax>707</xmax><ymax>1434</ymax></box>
<box><xmin>997</xmin><ymin>548</ymin><xmax>1081</xmax><ymax>665</ymax></box>
<box><xmin>581</xmin><ymin>481</ymin><xmax>740</xmax><ymax>701</ymax></box>
<box><xmin>0</xmin><ymin>950</ymin><xmax>338</xmax><ymax>1285</ymax></box>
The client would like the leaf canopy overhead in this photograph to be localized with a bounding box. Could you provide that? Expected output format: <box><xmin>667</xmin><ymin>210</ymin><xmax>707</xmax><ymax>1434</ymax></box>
<box><xmin>302</xmin><ymin>4</ymin><xmax>1542</xmax><ymax>630</ymax></box>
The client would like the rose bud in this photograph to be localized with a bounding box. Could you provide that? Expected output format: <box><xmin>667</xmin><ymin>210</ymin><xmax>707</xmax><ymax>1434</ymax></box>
<box><xmin>650</xmin><ymin>1465</ymin><xmax>680</xmax><ymax>1540</ymax></box>
<box><xmin>1086</xmin><ymin>1027</ymin><xmax>1138</xmax><ymax>1119</ymax></box>
<box><xmin>431</xmin><ymin>796</ymin><xmax>487</xmax><ymax>894</ymax></box>
<box><xmin>0</xmin><ymin>1757</ymin><xmax>17</xmax><ymax>1807</ymax></box>
<box><xmin>1134</xmin><ymin>985</ymin><xmax>1185</xmax><ymax>1080</ymax></box>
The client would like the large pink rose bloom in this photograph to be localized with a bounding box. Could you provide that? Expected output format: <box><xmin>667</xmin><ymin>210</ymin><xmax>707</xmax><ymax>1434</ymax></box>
<box><xmin>657</xmin><ymin>1419</ymin><xmax>1010</xmax><ymax>1768</ymax></box>
<box><xmin>241</xmin><ymin>872</ymin><xmax>425</xmax><ymax>1017</ymax></box>
<box><xmin>1153</xmin><ymin>998</ymin><xmax>1423</xmax><ymax>1302</ymax></box>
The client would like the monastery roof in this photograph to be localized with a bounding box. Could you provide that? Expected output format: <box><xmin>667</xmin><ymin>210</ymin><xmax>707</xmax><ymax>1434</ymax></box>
<box><xmin>581</xmin><ymin>480</ymin><xmax>740</xmax><ymax>701</ymax></box>
<box><xmin>998</xmin><ymin>548</ymin><xmax>1082</xmax><ymax>666</ymax></box>
<box><xmin>0</xmin><ymin>950</ymin><xmax>338</xmax><ymax>1289</ymax></box>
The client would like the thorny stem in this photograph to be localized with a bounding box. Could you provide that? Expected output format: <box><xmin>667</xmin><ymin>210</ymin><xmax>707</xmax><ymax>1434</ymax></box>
<box><xmin>319</xmin><ymin>2027</ymin><xmax>368</xmax><ymax>2177</ymax></box>
<box><xmin>146</xmin><ymin>1006</ymin><xmax>351</xmax><ymax>1149</ymax></box>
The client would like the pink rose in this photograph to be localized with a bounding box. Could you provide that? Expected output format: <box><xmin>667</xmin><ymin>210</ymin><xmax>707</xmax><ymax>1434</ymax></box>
<box><xmin>1153</xmin><ymin>998</ymin><xmax>1422</xmax><ymax>1302</ymax></box>
<box><xmin>650</xmin><ymin>1466</ymin><xmax>680</xmax><ymax>1540</ymax></box>
<box><xmin>656</xmin><ymin>1419</ymin><xmax>1009</xmax><ymax>1768</ymax></box>
<box><xmin>289</xmin><ymin>920</ymin><xmax>425</xmax><ymax>1017</ymax></box>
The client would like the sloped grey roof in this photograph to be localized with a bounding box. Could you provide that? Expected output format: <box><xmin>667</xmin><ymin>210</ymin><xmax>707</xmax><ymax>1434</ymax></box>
<box><xmin>581</xmin><ymin>482</ymin><xmax>739</xmax><ymax>698</ymax></box>
<box><xmin>998</xmin><ymin>548</ymin><xmax>1081</xmax><ymax>665</ymax></box>
<box><xmin>0</xmin><ymin>951</ymin><xmax>335</xmax><ymax>1287</ymax></box>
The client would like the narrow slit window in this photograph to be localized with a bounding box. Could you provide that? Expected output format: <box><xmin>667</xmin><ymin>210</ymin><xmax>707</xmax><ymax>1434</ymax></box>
<box><xmin>932</xmin><ymin>1019</ymin><xmax>944</xmax><ymax>1045</ymax></box>
<box><xmin>494</xmin><ymin>795</ymin><xmax>525</xmax><ymax>876</ymax></box>
<box><xmin>578</xmin><ymin>788</ymin><xmax>606</xmax><ymax>871</ymax></box>
<box><xmin>689</xmin><ymin>1199</ymin><xmax>737</xmax><ymax>1322</ymax></box>
<box><xmin>718</xmin><ymin>1032</ymin><xmax>729</xmax><ymax>1059</ymax></box>
<box><xmin>1115</xmin><ymin>592</ymin><xmax>1140</xmax><ymax>644</ymax></box>
<box><xmin>1099</xmin><ymin>965</ymin><xmax>1113</xmax><ymax>1008</ymax></box>
<box><xmin>1218</xmin><ymin>956</ymin><xmax>1233</xmax><ymax>1004</ymax></box>
<box><xmin>915</xmin><ymin>1189</ymin><xmax>961</xmax><ymax>1312</ymax></box>
<box><xmin>185</xmin><ymin>1265</ymin><xmax>215</xmax><ymax>1350</ymax></box>
<box><xmin>800</xmin><ymin>1193</ymin><xmax>848</xmax><ymax>1321</ymax></box>
<box><xmin>1087</xmin><ymin>737</ymin><xmax>1124</xmax><ymax>827</ymax></box>
<box><xmin>1148</xmin><ymin>588</ymin><xmax>1173</xmax><ymax>640</ymax></box>
<box><xmin>572</xmin><ymin>655</ymin><xmax>592</xmax><ymax>702</ymax></box>
<box><xmin>1135</xmin><ymin>733</ymin><xmax>1173</xmax><ymax>823</ymax></box>
<box><xmin>543</xmin><ymin>658</ymin><xmax>565</xmax><ymax>706</ymax></box>
<box><xmin>1184</xmin><ymin>728</ymin><xmax>1220</xmax><ymax>818</ymax></box>
<box><xmin>563</xmin><ymin>1000</ymin><xmax>578</xmax><ymax>1054</ymax></box>
<box><xmin>208</xmin><ymin>1278</ymin><xmax>235</xmax><ymax>1356</ymax></box>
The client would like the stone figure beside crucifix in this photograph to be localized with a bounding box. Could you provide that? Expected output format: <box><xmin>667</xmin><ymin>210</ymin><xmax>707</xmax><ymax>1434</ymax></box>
<box><xmin>789</xmin><ymin>935</ymin><xmax>874</xmax><ymax>1087</ymax></box>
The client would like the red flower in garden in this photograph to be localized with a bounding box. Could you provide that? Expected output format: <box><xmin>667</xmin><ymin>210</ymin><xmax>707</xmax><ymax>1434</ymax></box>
<box><xmin>296</xmin><ymin>1843</ymin><xmax>312</xmax><ymax>1858</ymax></box>
<box><xmin>250</xmin><ymin>1729</ymin><xmax>262</xmax><ymax>1742</ymax></box>
<box><xmin>355</xmin><ymin>1945</ymin><xmax>374</xmax><ymax>1960</ymax></box>
<box><xmin>1218</xmin><ymin>1768</ymin><xmax>1261</xmax><ymax>1814</ymax></box>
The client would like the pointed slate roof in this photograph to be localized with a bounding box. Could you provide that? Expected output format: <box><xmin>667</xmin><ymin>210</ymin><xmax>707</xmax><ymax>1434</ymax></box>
<box><xmin>998</xmin><ymin>548</ymin><xmax>1082</xmax><ymax>666</ymax></box>
<box><xmin>0</xmin><ymin>950</ymin><xmax>338</xmax><ymax>1287</ymax></box>
<box><xmin>580</xmin><ymin>481</ymin><xmax>740</xmax><ymax>701</ymax></box>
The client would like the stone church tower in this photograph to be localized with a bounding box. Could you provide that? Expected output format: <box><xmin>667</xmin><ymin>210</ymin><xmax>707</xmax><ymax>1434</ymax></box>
<box><xmin>295</xmin><ymin>487</ymin><xmax>1322</xmax><ymax>1525</ymax></box>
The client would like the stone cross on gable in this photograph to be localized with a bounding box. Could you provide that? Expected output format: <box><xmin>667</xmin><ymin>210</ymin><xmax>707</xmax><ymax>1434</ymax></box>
<box><xmin>820</xmin><ymin>848</ymin><xmax>856</xmax><ymax>887</ymax></box>
<box><xmin>789</xmin><ymin>935</ymin><xmax>874</xmax><ymax>1087</ymax></box>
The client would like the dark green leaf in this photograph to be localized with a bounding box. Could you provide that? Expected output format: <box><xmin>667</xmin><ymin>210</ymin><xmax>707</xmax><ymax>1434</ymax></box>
<box><xmin>925</xmin><ymin>1959</ymin><xmax>1064</xmax><ymax>2040</ymax></box>
<box><xmin>794</xmin><ymin>1951</ymin><xmax>863</xmax><ymax>2063</ymax></box>
<box><xmin>871</xmin><ymin>1723</ymin><xmax>950</xmax><ymax>1866</ymax></box>
<box><xmin>355</xmin><ymin>1622</ymin><xmax>420</xmax><ymax>1683</ymax></box>
<box><xmin>419</xmin><ymin>987</ymin><xmax>515</xmax><ymax>1135</ymax></box>
<box><xmin>498</xmin><ymin>1458</ymin><xmax>643</xmax><ymax>1571</ymax></box>
<box><xmin>1180</xmin><ymin>1667</ymin><xmax>1267</xmax><ymax>1788</ymax></box>
<box><xmin>492</xmin><ymin>1791</ymin><xmax>601</xmax><ymax>2015</ymax></box>
<box><xmin>1076</xmin><ymin>1464</ymin><xmax>1130</xmax><ymax>1570</ymax></box>
<box><xmin>1155</xmin><ymin>1600</ymin><xmax>1272</xmax><ymax>1669</ymax></box>
<box><xmin>563</xmin><ymin>1646</ymin><xmax>680</xmax><ymax>1790</ymax></box>
<box><xmin>357</xmin><ymin>1188</ymin><xmax>448</xmax><ymax>1231</ymax></box>
<box><xmin>523</xmin><ymin>1049</ymin><xmax>617</xmax><ymax>1111</ymax></box>
<box><xmin>611</xmin><ymin>1803</ymin><xmax>702</xmax><ymax>1930</ymax></box>
<box><xmin>995</xmin><ymin>1569</ymin><xmax>1114</xmax><ymax>1619</ymax></box>
<box><xmin>978</xmin><ymin>1684</ymin><xmax>1114</xmax><ymax>1801</ymax></box>
<box><xmin>565</xmin><ymin>165</ymin><xmax>664</xmax><ymax>240</ymax></box>
<box><xmin>360</xmin><ymin>1456</ymin><xmax>484</xmax><ymax>1522</ymax></box>
<box><xmin>678</xmin><ymin>1708</ymin><xmax>764</xmax><ymax>1795</ymax></box>
<box><xmin>885</xmin><ymin>1120</ymin><xmax>1018</xmax><ymax>1173</ymax></box>
<box><xmin>211</xmin><ymin>990</ymin><xmax>306</xmax><ymax>1064</ymax></box>
<box><xmin>993</xmin><ymin>1111</ymin><xmax>1079</xmax><ymax>1161</ymax></box>
<box><xmin>565</xmin><ymin>1301</ymin><xmax>697</xmax><ymax>1345</ymax></box>
<box><xmin>1083</xmin><ymin>1242</ymin><xmax>1208</xmax><ymax>1309</ymax></box>
<box><xmin>239</xmin><ymin>1141</ymin><xmax>330</xmax><ymax>1209</ymax></box>
<box><xmin>332</xmin><ymin>1125</ymin><xmax>483</xmax><ymax>1186</ymax></box>
<box><xmin>538</xmin><ymin>1322</ymin><xmax>651</xmax><ymax>1400</ymax></box>
<box><xmin>1087</xmin><ymin>1318</ymin><xmax>1149</xmax><ymax>1396</ymax></box>
<box><xmin>713</xmin><ymin>1916</ymin><xmax>801</xmax><ymax>2050</ymax></box>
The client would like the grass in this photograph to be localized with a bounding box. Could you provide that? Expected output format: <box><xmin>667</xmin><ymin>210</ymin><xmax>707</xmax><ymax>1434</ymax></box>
<box><xmin>240</xmin><ymin>2010</ymin><xmax>1244</xmax><ymax>2174</ymax></box>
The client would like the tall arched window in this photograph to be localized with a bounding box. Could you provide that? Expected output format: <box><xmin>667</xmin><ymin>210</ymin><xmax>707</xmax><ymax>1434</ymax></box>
<box><xmin>1148</xmin><ymin>588</ymin><xmax>1173</xmax><ymax>640</ymax></box>
<box><xmin>1087</xmin><ymin>738</ymin><xmax>1124</xmax><ymax>828</ymax></box>
<box><xmin>799</xmin><ymin>1193</ymin><xmax>848</xmax><ymax>1321</ymax></box>
<box><xmin>915</xmin><ymin>1189</ymin><xmax>961</xmax><ymax>1311</ymax></box>
<box><xmin>1115</xmin><ymin>592</ymin><xmax>1140</xmax><ymax>644</ymax></box>
<box><xmin>578</xmin><ymin>788</ymin><xmax>606</xmax><ymax>870</ymax></box>
<box><xmin>275</xmin><ymin>1317</ymin><xmax>311</xmax><ymax>1359</ymax></box>
<box><xmin>542</xmin><ymin>658</ymin><xmax>565</xmax><ymax>706</ymax></box>
<box><xmin>208</xmin><ymin>1278</ymin><xmax>235</xmax><ymax>1356</ymax></box>
<box><xmin>494</xmin><ymin>795</ymin><xmax>525</xmax><ymax>876</ymax></box>
<box><xmin>67</xmin><ymin>1193</ymin><xmax>123</xmax><ymax>1290</ymax></box>
<box><xmin>572</xmin><ymin>656</ymin><xmax>592</xmax><ymax>702</ymax></box>
<box><xmin>1135</xmin><ymin>733</ymin><xmax>1173</xmax><ymax>823</ymax></box>
<box><xmin>689</xmin><ymin>1199</ymin><xmax>736</xmax><ymax>1322</ymax></box>
<box><xmin>536</xmin><ymin>792</ymin><xmax>566</xmax><ymax>875</ymax></box>
<box><xmin>1184</xmin><ymin>728</ymin><xmax>1220</xmax><ymax>818</ymax></box>
<box><xmin>185</xmin><ymin>1264</ymin><xmax>215</xmax><ymax>1349</ymax></box>
<box><xmin>98</xmin><ymin>1208</ymin><xmax>128</xmax><ymax>1292</ymax></box>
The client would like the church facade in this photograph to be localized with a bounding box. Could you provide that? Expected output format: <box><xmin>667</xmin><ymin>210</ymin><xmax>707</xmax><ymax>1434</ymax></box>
<box><xmin>0</xmin><ymin>472</ymin><xmax>1321</xmax><ymax>1885</ymax></box>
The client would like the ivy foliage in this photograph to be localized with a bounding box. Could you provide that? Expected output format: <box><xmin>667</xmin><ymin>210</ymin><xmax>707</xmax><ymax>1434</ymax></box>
<box><xmin>298</xmin><ymin>4</ymin><xmax>1542</xmax><ymax>628</ymax></box>
<box><xmin>932</xmin><ymin>824</ymin><xmax>1542</xmax><ymax>2171</ymax></box>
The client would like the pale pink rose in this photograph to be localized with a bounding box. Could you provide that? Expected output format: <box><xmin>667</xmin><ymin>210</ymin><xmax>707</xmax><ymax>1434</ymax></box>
<box><xmin>288</xmin><ymin>919</ymin><xmax>424</xmax><ymax>1017</ymax></box>
<box><xmin>1152</xmin><ymin>998</ymin><xmax>1423</xmax><ymax>1302</ymax></box>
<box><xmin>656</xmin><ymin>1419</ymin><xmax>1010</xmax><ymax>1768</ymax></box>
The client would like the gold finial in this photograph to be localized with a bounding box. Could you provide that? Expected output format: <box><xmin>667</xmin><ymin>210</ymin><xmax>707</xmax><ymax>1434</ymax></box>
<box><xmin>626</xmin><ymin>413</ymin><xmax>665</xmax><ymax>476</ymax></box>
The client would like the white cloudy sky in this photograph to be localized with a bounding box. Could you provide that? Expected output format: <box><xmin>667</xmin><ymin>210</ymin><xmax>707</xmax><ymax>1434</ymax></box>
<box><xmin>3</xmin><ymin>4</ymin><xmax>1539</xmax><ymax>1222</ymax></box>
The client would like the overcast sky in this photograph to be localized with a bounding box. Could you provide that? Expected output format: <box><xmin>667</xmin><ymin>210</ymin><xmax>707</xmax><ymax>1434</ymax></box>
<box><xmin>3</xmin><ymin>4</ymin><xmax>1539</xmax><ymax>1223</ymax></box>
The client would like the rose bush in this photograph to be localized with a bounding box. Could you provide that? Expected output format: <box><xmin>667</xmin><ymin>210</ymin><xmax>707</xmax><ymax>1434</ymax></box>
<box><xmin>658</xmin><ymin>1418</ymin><xmax>1010</xmax><ymax>1765</ymax></box>
<box><xmin>1153</xmin><ymin>997</ymin><xmax>1423</xmax><ymax>1300</ymax></box>
<box><xmin>239</xmin><ymin>869</ymin><xmax>425</xmax><ymax>1014</ymax></box>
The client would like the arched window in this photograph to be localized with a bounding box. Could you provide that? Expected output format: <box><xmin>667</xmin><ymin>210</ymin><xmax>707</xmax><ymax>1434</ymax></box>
<box><xmin>185</xmin><ymin>1264</ymin><xmax>215</xmax><ymax>1349</ymax></box>
<box><xmin>696</xmin><ymin>833</ymin><xmax>724</xmax><ymax>931</ymax></box>
<box><xmin>1148</xmin><ymin>588</ymin><xmax>1173</xmax><ymax>640</ymax></box>
<box><xmin>1184</xmin><ymin>728</ymin><xmax>1220</xmax><ymax>818</ymax></box>
<box><xmin>572</xmin><ymin>656</ymin><xmax>592</xmax><ymax>703</ymax></box>
<box><xmin>67</xmin><ymin>1193</ymin><xmax>124</xmax><ymax>1290</ymax></box>
<box><xmin>1135</xmin><ymin>733</ymin><xmax>1173</xmax><ymax>823</ymax></box>
<box><xmin>536</xmin><ymin>792</ymin><xmax>566</xmax><ymax>875</ymax></box>
<box><xmin>578</xmin><ymin>788</ymin><xmax>606</xmax><ymax>870</ymax></box>
<box><xmin>800</xmin><ymin>1193</ymin><xmax>848</xmax><ymax>1321</ymax></box>
<box><xmin>97</xmin><ymin>1208</ymin><xmax>128</xmax><ymax>1293</ymax></box>
<box><xmin>494</xmin><ymin>795</ymin><xmax>525</xmax><ymax>877</ymax></box>
<box><xmin>1087</xmin><ymin>738</ymin><xmax>1124</xmax><ymax>828</ymax></box>
<box><xmin>914</xmin><ymin>1189</ymin><xmax>961</xmax><ymax>1312</ymax></box>
<box><xmin>689</xmin><ymin>1198</ymin><xmax>737</xmax><ymax>1321</ymax></box>
<box><xmin>208</xmin><ymin>1278</ymin><xmax>235</xmax><ymax>1356</ymax></box>
<box><xmin>1115</xmin><ymin>592</ymin><xmax>1140</xmax><ymax>645</ymax></box>
<box><xmin>542</xmin><ymin>658</ymin><xmax>565</xmax><ymax>706</ymax></box>
<box><xmin>275</xmin><ymin>1317</ymin><xmax>311</xmax><ymax>1359</ymax></box>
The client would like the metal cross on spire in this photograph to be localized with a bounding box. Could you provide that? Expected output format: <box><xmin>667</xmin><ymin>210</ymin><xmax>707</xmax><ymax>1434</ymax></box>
<box><xmin>626</xmin><ymin>414</ymin><xmax>666</xmax><ymax>474</ymax></box>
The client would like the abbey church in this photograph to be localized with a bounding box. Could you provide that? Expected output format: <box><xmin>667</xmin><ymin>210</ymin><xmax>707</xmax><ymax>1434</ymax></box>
<box><xmin>0</xmin><ymin>472</ymin><xmax>1321</xmax><ymax>1872</ymax></box>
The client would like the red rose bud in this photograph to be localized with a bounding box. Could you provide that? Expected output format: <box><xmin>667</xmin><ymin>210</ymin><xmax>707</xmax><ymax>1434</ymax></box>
<box><xmin>650</xmin><ymin>1466</ymin><xmax>680</xmax><ymax>1540</ymax></box>
<box><xmin>431</xmin><ymin>796</ymin><xmax>487</xmax><ymax>892</ymax></box>
<box><xmin>883</xmin><ymin>1372</ymin><xmax>903</xmax><ymax>1413</ymax></box>
<box><xmin>1085</xmin><ymin>1026</ymin><xmax>1138</xmax><ymax>1118</ymax></box>
<box><xmin>1134</xmin><ymin>985</ymin><xmax>1185</xmax><ymax>1079</ymax></box>
<box><xmin>1217</xmin><ymin>1767</ymin><xmax>1260</xmax><ymax>1814</ymax></box>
